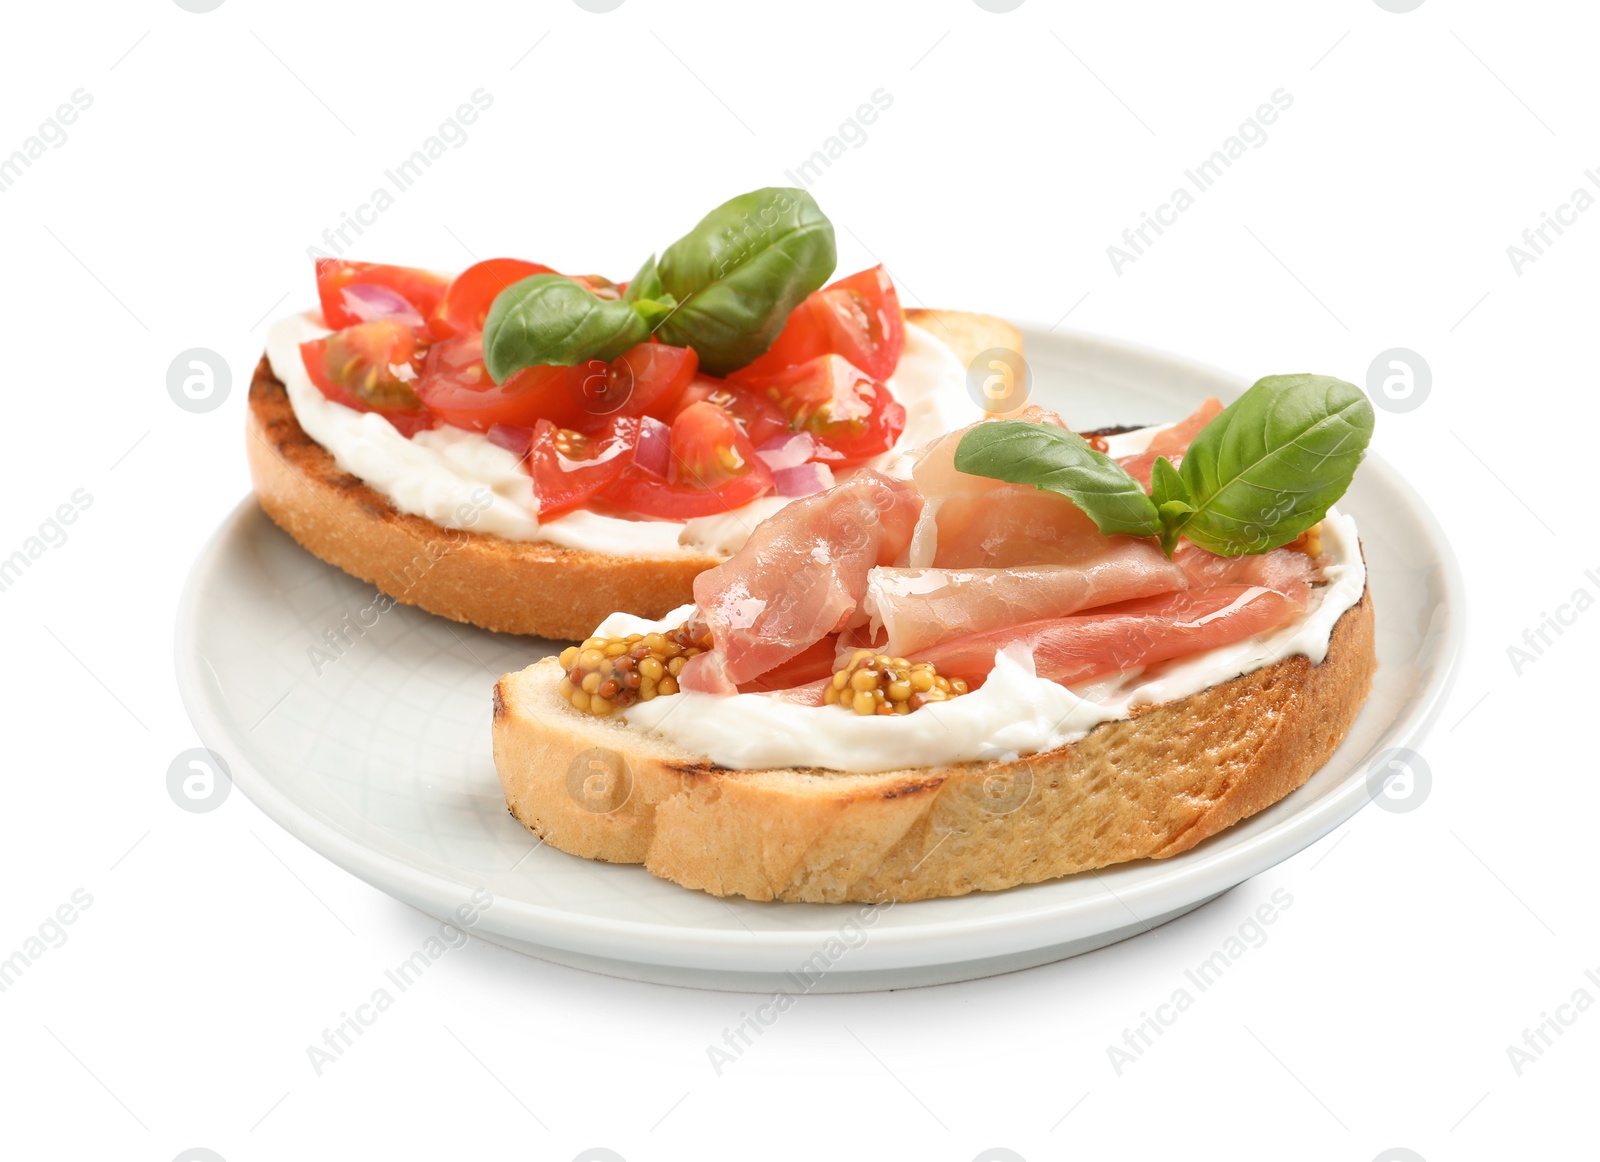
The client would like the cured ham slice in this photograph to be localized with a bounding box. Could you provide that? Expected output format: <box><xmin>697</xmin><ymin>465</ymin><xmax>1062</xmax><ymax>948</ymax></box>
<box><xmin>907</xmin><ymin>407</ymin><xmax>1108</xmax><ymax>568</ymax></box>
<box><xmin>920</xmin><ymin>485</ymin><xmax>1107</xmax><ymax>569</ymax></box>
<box><xmin>917</xmin><ymin>584</ymin><xmax>1310</xmax><ymax>689</ymax></box>
<box><xmin>863</xmin><ymin>542</ymin><xmax>1187</xmax><ymax>658</ymax></box>
<box><xmin>675</xmin><ymin>397</ymin><xmax>1323</xmax><ymax>702</ymax></box>
<box><xmin>1117</xmin><ymin>397</ymin><xmax>1222</xmax><ymax>488</ymax></box>
<box><xmin>681</xmin><ymin>471</ymin><xmax>922</xmax><ymax>693</ymax></box>
<box><xmin>737</xmin><ymin>633</ymin><xmax>840</xmax><ymax>693</ymax></box>
<box><xmin>773</xmin><ymin>677</ymin><xmax>832</xmax><ymax>706</ymax></box>
<box><xmin>1175</xmin><ymin>543</ymin><xmax>1314</xmax><ymax>593</ymax></box>
<box><xmin>832</xmin><ymin>621</ymin><xmax>888</xmax><ymax>670</ymax></box>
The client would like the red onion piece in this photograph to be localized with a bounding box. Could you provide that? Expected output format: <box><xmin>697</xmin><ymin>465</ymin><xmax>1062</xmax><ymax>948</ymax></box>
<box><xmin>634</xmin><ymin>415</ymin><xmax>672</xmax><ymax>477</ymax></box>
<box><xmin>339</xmin><ymin>283</ymin><xmax>426</xmax><ymax>326</ymax></box>
<box><xmin>772</xmin><ymin>461</ymin><xmax>835</xmax><ymax>497</ymax></box>
<box><xmin>757</xmin><ymin>431</ymin><xmax>819</xmax><ymax>471</ymax></box>
<box><xmin>486</xmin><ymin>423</ymin><xmax>533</xmax><ymax>459</ymax></box>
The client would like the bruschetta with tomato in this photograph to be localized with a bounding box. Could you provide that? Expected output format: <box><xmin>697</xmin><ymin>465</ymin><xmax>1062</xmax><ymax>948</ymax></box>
<box><xmin>247</xmin><ymin>188</ymin><xmax>1017</xmax><ymax>639</ymax></box>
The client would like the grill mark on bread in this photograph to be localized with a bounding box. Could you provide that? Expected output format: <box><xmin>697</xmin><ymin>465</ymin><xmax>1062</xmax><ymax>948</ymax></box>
<box><xmin>664</xmin><ymin>762</ymin><xmax>718</xmax><ymax>779</ymax></box>
<box><xmin>1080</xmin><ymin>423</ymin><xmax>1149</xmax><ymax>438</ymax></box>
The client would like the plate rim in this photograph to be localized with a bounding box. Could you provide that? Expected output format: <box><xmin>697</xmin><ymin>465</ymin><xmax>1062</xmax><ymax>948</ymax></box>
<box><xmin>175</xmin><ymin>323</ymin><xmax>1465</xmax><ymax>970</ymax></box>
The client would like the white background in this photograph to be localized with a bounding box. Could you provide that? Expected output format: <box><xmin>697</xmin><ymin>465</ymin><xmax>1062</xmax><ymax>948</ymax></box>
<box><xmin>0</xmin><ymin>1</ymin><xmax>1593</xmax><ymax>1159</ymax></box>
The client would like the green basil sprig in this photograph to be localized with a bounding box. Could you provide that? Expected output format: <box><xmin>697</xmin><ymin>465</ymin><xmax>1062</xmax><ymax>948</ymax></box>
<box><xmin>620</xmin><ymin>254</ymin><xmax>678</xmax><ymax>329</ymax></box>
<box><xmin>951</xmin><ymin>373</ymin><xmax>1374</xmax><ymax>557</ymax></box>
<box><xmin>952</xmin><ymin>423</ymin><xmax>1162</xmax><ymax>538</ymax></box>
<box><xmin>653</xmin><ymin>187</ymin><xmax>836</xmax><ymax>375</ymax></box>
<box><xmin>1161</xmin><ymin>373</ymin><xmax>1375</xmax><ymax>555</ymax></box>
<box><xmin>482</xmin><ymin>274</ymin><xmax>650</xmax><ymax>380</ymax></box>
<box><xmin>479</xmin><ymin>187</ymin><xmax>836</xmax><ymax>382</ymax></box>
<box><xmin>1148</xmin><ymin>455</ymin><xmax>1195</xmax><ymax>557</ymax></box>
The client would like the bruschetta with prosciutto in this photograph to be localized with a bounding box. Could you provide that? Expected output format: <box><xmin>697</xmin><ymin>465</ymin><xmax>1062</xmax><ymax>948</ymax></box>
<box><xmin>492</xmin><ymin>375</ymin><xmax>1378</xmax><ymax>902</ymax></box>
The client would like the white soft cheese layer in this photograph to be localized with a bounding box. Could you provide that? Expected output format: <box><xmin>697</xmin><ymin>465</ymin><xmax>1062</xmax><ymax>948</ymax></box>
<box><xmin>603</xmin><ymin>508</ymin><xmax>1366</xmax><ymax>773</ymax></box>
<box><xmin>265</xmin><ymin>312</ymin><xmax>978</xmax><ymax>557</ymax></box>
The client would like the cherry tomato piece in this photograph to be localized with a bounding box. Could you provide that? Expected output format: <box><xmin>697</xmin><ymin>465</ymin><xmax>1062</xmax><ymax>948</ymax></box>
<box><xmin>428</xmin><ymin>258</ymin><xmax>557</xmax><ymax>340</ymax></box>
<box><xmin>528</xmin><ymin>416</ymin><xmax>639</xmax><ymax>520</ymax></box>
<box><xmin>602</xmin><ymin>342</ymin><xmax>698</xmax><ymax>421</ymax></box>
<box><xmin>315</xmin><ymin>260</ymin><xmax>451</xmax><ymax>331</ymax></box>
<box><xmin>299</xmin><ymin>320</ymin><xmax>435</xmax><ymax>437</ymax></box>
<box><xmin>411</xmin><ymin>333</ymin><xmax>538</xmax><ymax>431</ymax></box>
<box><xmin>739</xmin><ymin>355</ymin><xmax>905</xmax><ymax>465</ymax></box>
<box><xmin>671</xmin><ymin>376</ymin><xmax>788</xmax><ymax>447</ymax></box>
<box><xmin>731</xmin><ymin>265</ymin><xmax>904</xmax><ymax>383</ymax></box>
<box><xmin>600</xmin><ymin>402</ymin><xmax>774</xmax><ymax>519</ymax></box>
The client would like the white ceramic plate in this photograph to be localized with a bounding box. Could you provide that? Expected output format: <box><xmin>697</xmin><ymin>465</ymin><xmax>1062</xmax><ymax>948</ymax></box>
<box><xmin>175</xmin><ymin>326</ymin><xmax>1462</xmax><ymax>992</ymax></box>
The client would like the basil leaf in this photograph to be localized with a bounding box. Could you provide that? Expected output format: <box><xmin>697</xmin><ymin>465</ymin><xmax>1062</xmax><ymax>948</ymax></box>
<box><xmin>953</xmin><ymin>421</ymin><xmax>1161</xmax><ymax>538</ymax></box>
<box><xmin>621</xmin><ymin>255</ymin><xmax>678</xmax><ymax>329</ymax></box>
<box><xmin>622</xmin><ymin>254</ymin><xmax>663</xmax><ymax>304</ymax></box>
<box><xmin>1178</xmin><ymin>373</ymin><xmax>1374</xmax><ymax>556</ymax></box>
<box><xmin>482</xmin><ymin>273</ymin><xmax>649</xmax><ymax>382</ymax></box>
<box><xmin>654</xmin><ymin>187</ymin><xmax>836</xmax><ymax>375</ymax></box>
<box><xmin>1148</xmin><ymin>455</ymin><xmax>1195</xmax><ymax>557</ymax></box>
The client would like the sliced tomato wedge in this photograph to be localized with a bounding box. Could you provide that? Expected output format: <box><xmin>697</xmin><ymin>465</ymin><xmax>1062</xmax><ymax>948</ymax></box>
<box><xmin>428</xmin><ymin>258</ymin><xmax>557</xmax><ymax>340</ymax></box>
<box><xmin>577</xmin><ymin>342</ymin><xmax>698</xmax><ymax>423</ymax></box>
<box><xmin>669</xmin><ymin>401</ymin><xmax>763</xmax><ymax>490</ymax></box>
<box><xmin>671</xmin><ymin>375</ymin><xmax>788</xmax><ymax>447</ymax></box>
<box><xmin>731</xmin><ymin>265</ymin><xmax>904</xmax><ymax>382</ymax></box>
<box><xmin>415</xmin><ymin>338</ymin><xmax>576</xmax><ymax>432</ymax></box>
<box><xmin>299</xmin><ymin>320</ymin><xmax>435</xmax><ymax>437</ymax></box>
<box><xmin>411</xmin><ymin>333</ymin><xmax>522</xmax><ymax>431</ymax></box>
<box><xmin>315</xmin><ymin>260</ymin><xmax>451</xmax><ymax>331</ymax></box>
<box><xmin>415</xmin><ymin>338</ymin><xmax>697</xmax><ymax>434</ymax></box>
<box><xmin>601</xmin><ymin>402</ymin><xmax>774</xmax><ymax>519</ymax></box>
<box><xmin>528</xmin><ymin>416</ymin><xmax>639</xmax><ymax>520</ymax></box>
<box><xmin>740</xmin><ymin>355</ymin><xmax>905</xmax><ymax>465</ymax></box>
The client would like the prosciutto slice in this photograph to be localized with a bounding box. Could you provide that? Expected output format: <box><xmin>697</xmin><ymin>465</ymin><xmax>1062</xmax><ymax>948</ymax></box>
<box><xmin>863</xmin><ymin>541</ymin><xmax>1187</xmax><ymax>658</ymax></box>
<box><xmin>917</xmin><ymin>583</ymin><xmax>1310</xmax><ymax>689</ymax></box>
<box><xmin>1117</xmin><ymin>397</ymin><xmax>1222</xmax><ymax>488</ymax></box>
<box><xmin>675</xmin><ymin>398</ymin><xmax>1323</xmax><ymax>701</ymax></box>
<box><xmin>1174</xmin><ymin>542</ymin><xmax>1316</xmax><ymax>592</ymax></box>
<box><xmin>737</xmin><ymin>634</ymin><xmax>840</xmax><ymax>693</ymax></box>
<box><xmin>907</xmin><ymin>407</ymin><xmax>1110</xmax><ymax>568</ymax></box>
<box><xmin>681</xmin><ymin>471</ymin><xmax>922</xmax><ymax>693</ymax></box>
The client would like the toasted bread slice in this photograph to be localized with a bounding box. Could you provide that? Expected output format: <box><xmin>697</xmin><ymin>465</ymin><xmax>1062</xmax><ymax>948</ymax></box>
<box><xmin>904</xmin><ymin>308</ymin><xmax>1022</xmax><ymax>369</ymax></box>
<box><xmin>491</xmin><ymin>585</ymin><xmax>1376</xmax><ymax>903</ymax></box>
<box><xmin>245</xmin><ymin>308</ymin><xmax>1014</xmax><ymax>640</ymax></box>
